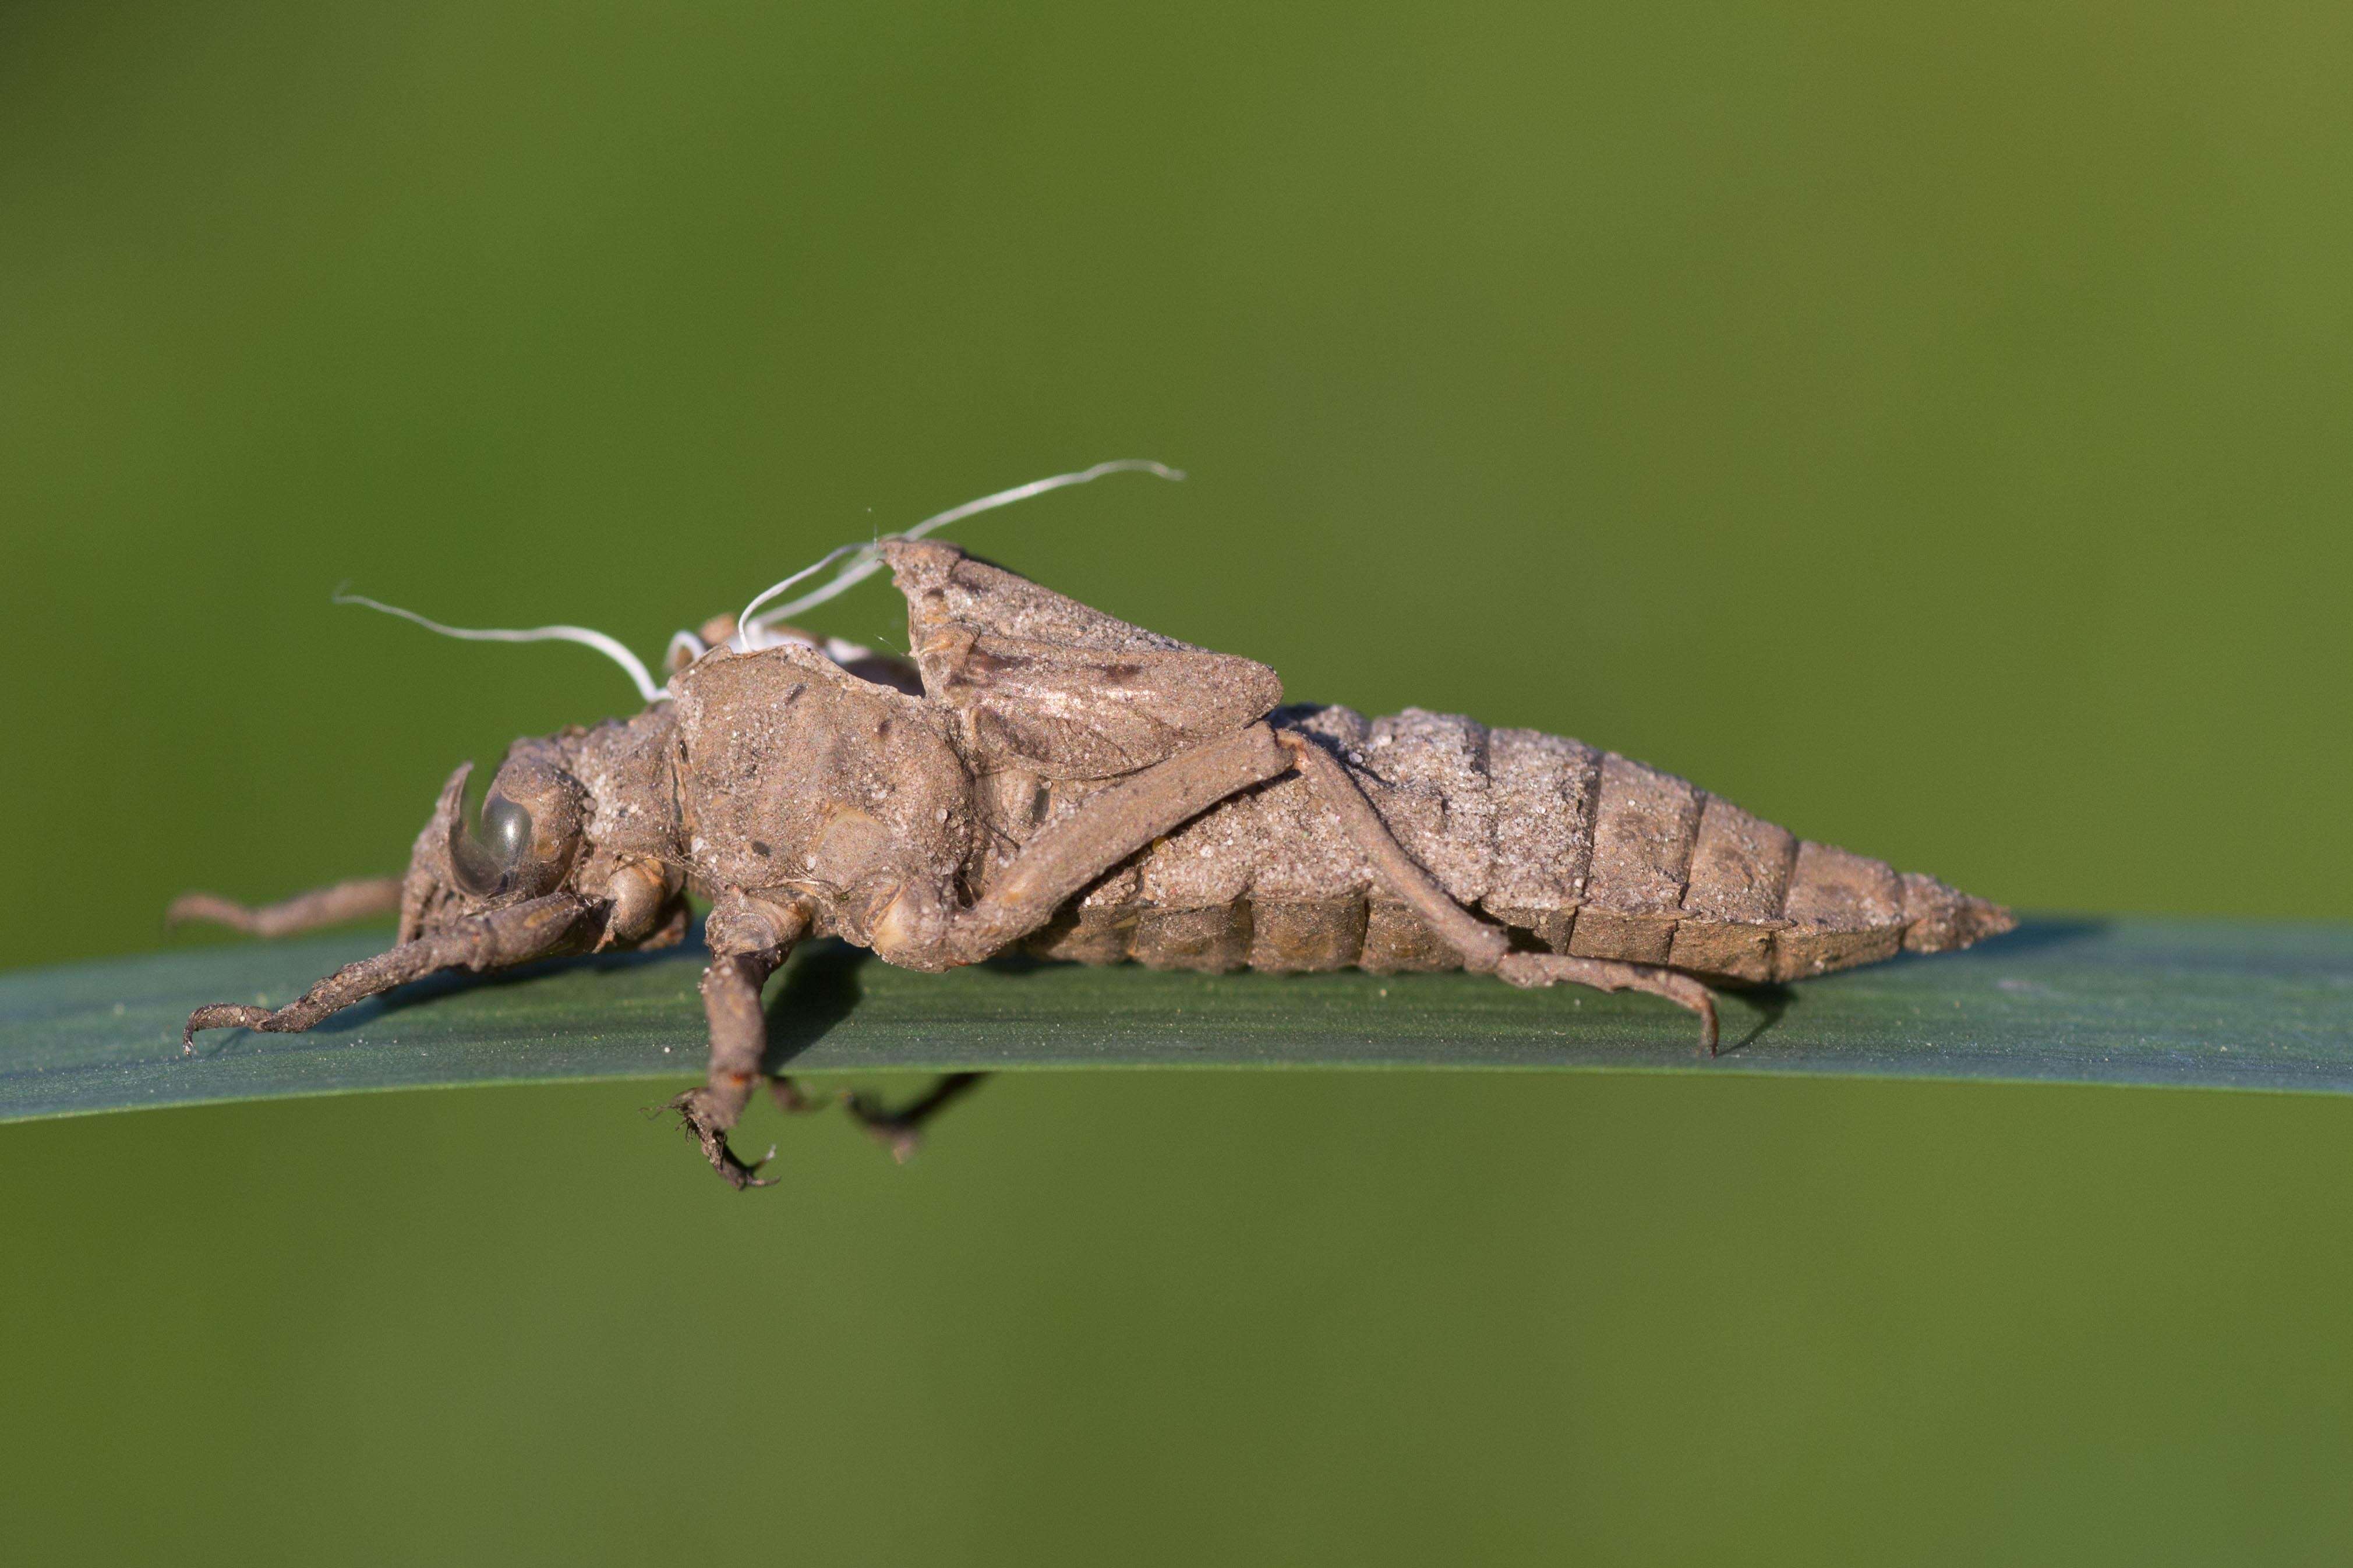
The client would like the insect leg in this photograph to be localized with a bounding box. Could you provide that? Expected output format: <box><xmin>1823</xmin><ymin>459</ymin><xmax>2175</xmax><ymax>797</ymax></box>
<box><xmin>181</xmin><ymin>891</ymin><xmax>602</xmax><ymax>1051</ymax></box>
<box><xmin>667</xmin><ymin>895</ymin><xmax>812</xmax><ymax>1190</ymax></box>
<box><xmin>673</xmin><ymin>950</ymin><xmax>792</xmax><ymax>1189</ymax></box>
<box><xmin>1277</xmin><ymin>730</ymin><xmax>1720</xmax><ymax>1052</ymax></box>
<box><xmin>1492</xmin><ymin>953</ymin><xmax>1719</xmax><ymax>1053</ymax></box>
<box><xmin>1275</xmin><ymin>731</ymin><xmax>1508</xmax><ymax>972</ymax></box>
<box><xmin>166</xmin><ymin>877</ymin><xmax>404</xmax><ymax>938</ymax></box>
<box><xmin>842</xmin><ymin>1073</ymin><xmax>988</xmax><ymax>1163</ymax></box>
<box><xmin>938</xmin><ymin>723</ymin><xmax>1294</xmax><ymax>962</ymax></box>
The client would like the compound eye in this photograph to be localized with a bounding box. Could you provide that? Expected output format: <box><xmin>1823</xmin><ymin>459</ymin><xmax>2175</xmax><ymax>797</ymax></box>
<box><xmin>448</xmin><ymin>794</ymin><xmax>531</xmax><ymax>898</ymax></box>
<box><xmin>481</xmin><ymin>794</ymin><xmax>534</xmax><ymax>869</ymax></box>
<box><xmin>447</xmin><ymin>755</ymin><xmax>584</xmax><ymax>900</ymax></box>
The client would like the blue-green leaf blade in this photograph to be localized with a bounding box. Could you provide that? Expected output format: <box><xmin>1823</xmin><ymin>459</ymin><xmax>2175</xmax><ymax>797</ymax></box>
<box><xmin>2</xmin><ymin>916</ymin><xmax>2348</xmax><ymax>1123</ymax></box>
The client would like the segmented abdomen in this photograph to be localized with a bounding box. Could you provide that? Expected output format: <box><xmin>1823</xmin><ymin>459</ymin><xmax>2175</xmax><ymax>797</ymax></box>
<box><xmin>1009</xmin><ymin>704</ymin><xmax>2012</xmax><ymax>982</ymax></box>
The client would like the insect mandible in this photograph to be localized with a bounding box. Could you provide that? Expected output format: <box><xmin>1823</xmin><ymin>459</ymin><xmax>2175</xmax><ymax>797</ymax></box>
<box><xmin>175</xmin><ymin>463</ymin><xmax>2015</xmax><ymax>1187</ymax></box>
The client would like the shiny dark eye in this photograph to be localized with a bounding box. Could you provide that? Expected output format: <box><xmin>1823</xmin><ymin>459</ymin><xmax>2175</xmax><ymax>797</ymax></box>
<box><xmin>446</xmin><ymin>753</ymin><xmax>586</xmax><ymax>900</ymax></box>
<box><xmin>450</xmin><ymin>793</ymin><xmax>533</xmax><ymax>897</ymax></box>
<box><xmin>481</xmin><ymin>794</ymin><xmax>534</xmax><ymax>868</ymax></box>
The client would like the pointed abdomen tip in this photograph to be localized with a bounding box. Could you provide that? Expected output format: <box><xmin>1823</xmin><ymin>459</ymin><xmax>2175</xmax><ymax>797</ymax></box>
<box><xmin>1900</xmin><ymin>872</ymin><xmax>2017</xmax><ymax>954</ymax></box>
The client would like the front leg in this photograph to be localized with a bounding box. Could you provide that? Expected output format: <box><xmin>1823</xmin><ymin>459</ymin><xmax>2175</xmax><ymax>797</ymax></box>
<box><xmin>182</xmin><ymin>892</ymin><xmax>602</xmax><ymax>1051</ymax></box>
<box><xmin>669</xmin><ymin>894</ymin><xmax>812</xmax><ymax>1190</ymax></box>
<box><xmin>167</xmin><ymin>876</ymin><xmax>404</xmax><ymax>938</ymax></box>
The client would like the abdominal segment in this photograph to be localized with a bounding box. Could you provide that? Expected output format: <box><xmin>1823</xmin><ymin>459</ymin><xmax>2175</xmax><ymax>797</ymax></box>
<box><xmin>1007</xmin><ymin>703</ymin><xmax>2012</xmax><ymax>984</ymax></box>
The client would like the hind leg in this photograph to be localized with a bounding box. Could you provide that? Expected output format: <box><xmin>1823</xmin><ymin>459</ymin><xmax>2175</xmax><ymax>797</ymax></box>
<box><xmin>1277</xmin><ymin>728</ymin><xmax>1719</xmax><ymax>1052</ymax></box>
<box><xmin>1494</xmin><ymin>953</ymin><xmax>1719</xmax><ymax>1053</ymax></box>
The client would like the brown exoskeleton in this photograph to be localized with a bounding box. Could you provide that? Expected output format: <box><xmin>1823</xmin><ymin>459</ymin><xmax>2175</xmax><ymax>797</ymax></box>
<box><xmin>178</xmin><ymin>469</ymin><xmax>2013</xmax><ymax>1187</ymax></box>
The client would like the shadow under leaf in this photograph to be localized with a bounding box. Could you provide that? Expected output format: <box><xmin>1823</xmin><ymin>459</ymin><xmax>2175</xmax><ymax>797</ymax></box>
<box><xmin>1971</xmin><ymin>915</ymin><xmax>2112</xmax><ymax>957</ymax></box>
<box><xmin>761</xmin><ymin>939</ymin><xmax>874</xmax><ymax>1071</ymax></box>
<box><xmin>1715</xmin><ymin>983</ymin><xmax>1795</xmax><ymax>1056</ymax></box>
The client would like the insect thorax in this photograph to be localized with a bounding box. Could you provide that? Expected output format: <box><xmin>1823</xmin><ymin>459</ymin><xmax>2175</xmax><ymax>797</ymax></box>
<box><xmin>667</xmin><ymin>642</ymin><xmax>974</xmax><ymax>944</ymax></box>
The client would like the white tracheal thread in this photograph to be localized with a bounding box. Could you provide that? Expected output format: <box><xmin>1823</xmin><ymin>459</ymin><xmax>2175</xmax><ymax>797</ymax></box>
<box><xmin>667</xmin><ymin>626</ymin><xmax>888</xmax><ymax>671</ymax></box>
<box><xmin>335</xmin><ymin>460</ymin><xmax>1183</xmax><ymax>705</ymax></box>
<box><xmin>333</xmin><ymin>589</ymin><xmax>669</xmax><ymax>705</ymax></box>
<box><xmin>731</xmin><ymin>543</ymin><xmax>864</xmax><ymax>654</ymax></box>
<box><xmin>736</xmin><ymin>459</ymin><xmax>1184</xmax><ymax>641</ymax></box>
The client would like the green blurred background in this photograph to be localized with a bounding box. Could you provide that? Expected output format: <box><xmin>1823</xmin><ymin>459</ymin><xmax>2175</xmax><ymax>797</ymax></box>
<box><xmin>3</xmin><ymin>0</ymin><xmax>2351</xmax><ymax>1560</ymax></box>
